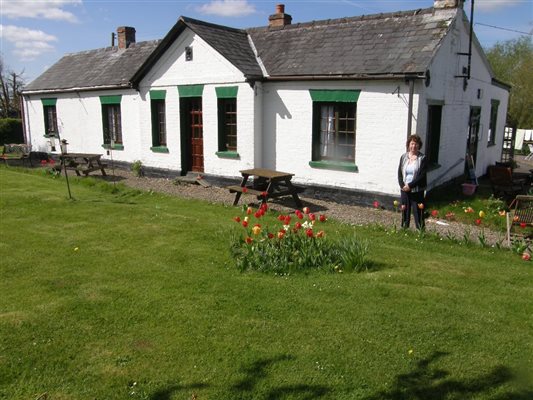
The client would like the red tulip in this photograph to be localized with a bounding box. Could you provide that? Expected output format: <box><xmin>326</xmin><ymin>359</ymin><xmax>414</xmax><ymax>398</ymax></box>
<box><xmin>254</xmin><ymin>211</ymin><xmax>262</xmax><ymax>219</ymax></box>
<box><xmin>261</xmin><ymin>191</ymin><xmax>268</xmax><ymax>198</ymax></box>
<box><xmin>245</xmin><ymin>237</ymin><xmax>253</xmax><ymax>244</ymax></box>
<box><xmin>319</xmin><ymin>214</ymin><xmax>327</xmax><ymax>222</ymax></box>
<box><xmin>316</xmin><ymin>230</ymin><xmax>325</xmax><ymax>238</ymax></box>
<box><xmin>277</xmin><ymin>230</ymin><xmax>286</xmax><ymax>239</ymax></box>
<box><xmin>520</xmin><ymin>222</ymin><xmax>527</xmax><ymax>228</ymax></box>
<box><xmin>242</xmin><ymin>221</ymin><xmax>248</xmax><ymax>228</ymax></box>
<box><xmin>294</xmin><ymin>222</ymin><xmax>302</xmax><ymax>230</ymax></box>
<box><xmin>233</xmin><ymin>216</ymin><xmax>241</xmax><ymax>223</ymax></box>
<box><xmin>306</xmin><ymin>229</ymin><xmax>314</xmax><ymax>238</ymax></box>
<box><xmin>278</xmin><ymin>215</ymin><xmax>285</xmax><ymax>221</ymax></box>
<box><xmin>303</xmin><ymin>207</ymin><xmax>310</xmax><ymax>214</ymax></box>
<box><xmin>417</xmin><ymin>203</ymin><xmax>425</xmax><ymax>210</ymax></box>
<box><xmin>40</xmin><ymin>160</ymin><xmax>47</xmax><ymax>166</ymax></box>
<box><xmin>49</xmin><ymin>159</ymin><xmax>55</xmax><ymax>165</ymax></box>
<box><xmin>242</xmin><ymin>187</ymin><xmax>248</xmax><ymax>193</ymax></box>
<box><xmin>522</xmin><ymin>252</ymin><xmax>531</xmax><ymax>261</ymax></box>
<box><xmin>373</xmin><ymin>201</ymin><xmax>380</xmax><ymax>209</ymax></box>
<box><xmin>284</xmin><ymin>216</ymin><xmax>291</xmax><ymax>224</ymax></box>
<box><xmin>267</xmin><ymin>233</ymin><xmax>274</xmax><ymax>239</ymax></box>
<box><xmin>296</xmin><ymin>212</ymin><xmax>303</xmax><ymax>220</ymax></box>
<box><xmin>475</xmin><ymin>219</ymin><xmax>482</xmax><ymax>225</ymax></box>
<box><xmin>431</xmin><ymin>210</ymin><xmax>439</xmax><ymax>218</ymax></box>
<box><xmin>309</xmin><ymin>213</ymin><xmax>316</xmax><ymax>221</ymax></box>
<box><xmin>246</xmin><ymin>207</ymin><xmax>253</xmax><ymax>215</ymax></box>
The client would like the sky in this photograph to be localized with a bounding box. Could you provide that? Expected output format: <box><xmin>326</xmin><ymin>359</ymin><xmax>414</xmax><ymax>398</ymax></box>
<box><xmin>1</xmin><ymin>0</ymin><xmax>532</xmax><ymax>84</ymax></box>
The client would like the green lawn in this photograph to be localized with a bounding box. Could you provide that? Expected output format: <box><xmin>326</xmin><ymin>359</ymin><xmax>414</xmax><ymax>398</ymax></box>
<box><xmin>1</xmin><ymin>168</ymin><xmax>532</xmax><ymax>400</ymax></box>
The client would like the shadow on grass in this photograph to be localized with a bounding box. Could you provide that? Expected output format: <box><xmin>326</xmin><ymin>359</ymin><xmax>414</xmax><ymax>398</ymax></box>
<box><xmin>149</xmin><ymin>382</ymin><xmax>209</xmax><ymax>400</ymax></box>
<box><xmin>363</xmin><ymin>351</ymin><xmax>533</xmax><ymax>400</ymax></box>
<box><xmin>231</xmin><ymin>354</ymin><xmax>329</xmax><ymax>399</ymax></box>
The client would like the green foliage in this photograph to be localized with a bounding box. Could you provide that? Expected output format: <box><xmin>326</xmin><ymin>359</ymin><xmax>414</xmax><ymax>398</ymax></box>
<box><xmin>229</xmin><ymin>206</ymin><xmax>369</xmax><ymax>273</ymax></box>
<box><xmin>0</xmin><ymin>118</ymin><xmax>23</xmax><ymax>144</ymax></box>
<box><xmin>0</xmin><ymin>168</ymin><xmax>531</xmax><ymax>399</ymax></box>
<box><xmin>131</xmin><ymin>159</ymin><xmax>143</xmax><ymax>177</ymax></box>
<box><xmin>486</xmin><ymin>36</ymin><xmax>533</xmax><ymax>128</ymax></box>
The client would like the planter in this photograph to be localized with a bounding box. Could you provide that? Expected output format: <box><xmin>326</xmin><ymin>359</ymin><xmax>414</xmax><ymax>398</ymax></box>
<box><xmin>462</xmin><ymin>183</ymin><xmax>477</xmax><ymax>196</ymax></box>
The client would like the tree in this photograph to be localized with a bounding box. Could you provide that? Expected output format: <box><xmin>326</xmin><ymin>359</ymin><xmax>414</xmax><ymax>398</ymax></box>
<box><xmin>485</xmin><ymin>36</ymin><xmax>533</xmax><ymax>128</ymax></box>
<box><xmin>0</xmin><ymin>57</ymin><xmax>26</xmax><ymax>118</ymax></box>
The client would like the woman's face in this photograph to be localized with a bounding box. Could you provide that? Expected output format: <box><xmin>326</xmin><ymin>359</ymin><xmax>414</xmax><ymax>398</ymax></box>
<box><xmin>408</xmin><ymin>140</ymin><xmax>420</xmax><ymax>153</ymax></box>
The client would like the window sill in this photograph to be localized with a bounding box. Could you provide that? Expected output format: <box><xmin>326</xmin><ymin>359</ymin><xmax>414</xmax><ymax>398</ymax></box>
<box><xmin>216</xmin><ymin>151</ymin><xmax>240</xmax><ymax>159</ymax></box>
<box><xmin>487</xmin><ymin>142</ymin><xmax>496</xmax><ymax>147</ymax></box>
<box><xmin>43</xmin><ymin>134</ymin><xmax>59</xmax><ymax>138</ymax></box>
<box><xmin>102</xmin><ymin>144</ymin><xmax>124</xmax><ymax>150</ymax></box>
<box><xmin>151</xmin><ymin>146</ymin><xmax>169</xmax><ymax>153</ymax></box>
<box><xmin>309</xmin><ymin>160</ymin><xmax>358</xmax><ymax>172</ymax></box>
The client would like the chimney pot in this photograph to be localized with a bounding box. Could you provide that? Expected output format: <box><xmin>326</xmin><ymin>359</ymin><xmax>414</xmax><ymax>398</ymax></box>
<box><xmin>269</xmin><ymin>4</ymin><xmax>292</xmax><ymax>28</ymax></box>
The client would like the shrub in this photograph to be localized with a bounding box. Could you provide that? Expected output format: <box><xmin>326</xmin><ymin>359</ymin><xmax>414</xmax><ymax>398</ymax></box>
<box><xmin>131</xmin><ymin>160</ymin><xmax>144</xmax><ymax>177</ymax></box>
<box><xmin>0</xmin><ymin>118</ymin><xmax>24</xmax><ymax>144</ymax></box>
<box><xmin>229</xmin><ymin>205</ymin><xmax>369</xmax><ymax>273</ymax></box>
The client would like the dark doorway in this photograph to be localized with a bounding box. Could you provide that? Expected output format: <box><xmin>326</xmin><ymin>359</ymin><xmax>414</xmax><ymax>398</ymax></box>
<box><xmin>180</xmin><ymin>97</ymin><xmax>204</xmax><ymax>174</ymax></box>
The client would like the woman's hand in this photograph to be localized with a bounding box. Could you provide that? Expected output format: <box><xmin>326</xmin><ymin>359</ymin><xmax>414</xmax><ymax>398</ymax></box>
<box><xmin>402</xmin><ymin>185</ymin><xmax>411</xmax><ymax>192</ymax></box>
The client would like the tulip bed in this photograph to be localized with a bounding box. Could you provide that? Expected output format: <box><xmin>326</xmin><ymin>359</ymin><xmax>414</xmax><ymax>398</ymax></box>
<box><xmin>1</xmin><ymin>168</ymin><xmax>532</xmax><ymax>400</ymax></box>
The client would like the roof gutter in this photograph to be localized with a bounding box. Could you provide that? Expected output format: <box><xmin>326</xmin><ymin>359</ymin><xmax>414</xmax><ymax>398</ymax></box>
<box><xmin>21</xmin><ymin>83</ymin><xmax>134</xmax><ymax>96</ymax></box>
<box><xmin>261</xmin><ymin>73</ymin><xmax>425</xmax><ymax>82</ymax></box>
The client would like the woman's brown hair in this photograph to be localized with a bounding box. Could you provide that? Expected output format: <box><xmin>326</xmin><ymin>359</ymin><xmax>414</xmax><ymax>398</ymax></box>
<box><xmin>406</xmin><ymin>134</ymin><xmax>423</xmax><ymax>150</ymax></box>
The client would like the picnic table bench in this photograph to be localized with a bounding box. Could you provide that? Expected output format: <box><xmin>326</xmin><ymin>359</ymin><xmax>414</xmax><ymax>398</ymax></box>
<box><xmin>1</xmin><ymin>144</ymin><xmax>32</xmax><ymax>166</ymax></box>
<box><xmin>59</xmin><ymin>153</ymin><xmax>108</xmax><ymax>176</ymax></box>
<box><xmin>228</xmin><ymin>168</ymin><xmax>303</xmax><ymax>208</ymax></box>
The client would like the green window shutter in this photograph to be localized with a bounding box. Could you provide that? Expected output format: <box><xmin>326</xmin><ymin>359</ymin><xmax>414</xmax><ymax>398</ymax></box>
<box><xmin>100</xmin><ymin>95</ymin><xmax>122</xmax><ymax>105</ymax></box>
<box><xmin>309</xmin><ymin>90</ymin><xmax>360</xmax><ymax>103</ymax></box>
<box><xmin>41</xmin><ymin>98</ymin><xmax>57</xmax><ymax>106</ymax></box>
<box><xmin>150</xmin><ymin>90</ymin><xmax>166</xmax><ymax>100</ymax></box>
<box><xmin>178</xmin><ymin>85</ymin><xmax>204</xmax><ymax>98</ymax></box>
<box><xmin>491</xmin><ymin>99</ymin><xmax>500</xmax><ymax>107</ymax></box>
<box><xmin>216</xmin><ymin>86</ymin><xmax>238</xmax><ymax>99</ymax></box>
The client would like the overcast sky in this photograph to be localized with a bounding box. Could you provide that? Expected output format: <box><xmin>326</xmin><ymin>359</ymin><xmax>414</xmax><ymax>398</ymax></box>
<box><xmin>1</xmin><ymin>0</ymin><xmax>531</xmax><ymax>83</ymax></box>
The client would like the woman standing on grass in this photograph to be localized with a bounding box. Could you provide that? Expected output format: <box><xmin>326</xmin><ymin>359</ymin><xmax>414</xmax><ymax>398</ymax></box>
<box><xmin>398</xmin><ymin>134</ymin><xmax>428</xmax><ymax>229</ymax></box>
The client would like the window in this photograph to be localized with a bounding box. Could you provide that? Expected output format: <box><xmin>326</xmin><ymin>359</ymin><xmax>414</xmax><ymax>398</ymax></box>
<box><xmin>215</xmin><ymin>86</ymin><xmax>239</xmax><ymax>158</ymax></box>
<box><xmin>150</xmin><ymin>90</ymin><xmax>167</xmax><ymax>152</ymax></box>
<box><xmin>488</xmin><ymin>99</ymin><xmax>499</xmax><ymax>146</ymax></box>
<box><xmin>100</xmin><ymin>95</ymin><xmax>123</xmax><ymax>149</ymax></box>
<box><xmin>314</xmin><ymin>103</ymin><xmax>356</xmax><ymax>162</ymax></box>
<box><xmin>41</xmin><ymin>98</ymin><xmax>58</xmax><ymax>137</ymax></box>
<box><xmin>218</xmin><ymin>99</ymin><xmax>237</xmax><ymax>151</ymax></box>
<box><xmin>426</xmin><ymin>104</ymin><xmax>443</xmax><ymax>167</ymax></box>
<box><xmin>309</xmin><ymin>90</ymin><xmax>360</xmax><ymax>171</ymax></box>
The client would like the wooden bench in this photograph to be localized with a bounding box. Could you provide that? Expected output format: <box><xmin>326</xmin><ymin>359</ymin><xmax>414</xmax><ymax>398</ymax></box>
<box><xmin>506</xmin><ymin>195</ymin><xmax>533</xmax><ymax>246</ymax></box>
<box><xmin>227</xmin><ymin>185</ymin><xmax>265</xmax><ymax>197</ymax></box>
<box><xmin>1</xmin><ymin>144</ymin><xmax>32</xmax><ymax>166</ymax></box>
<box><xmin>488</xmin><ymin>165</ymin><xmax>526</xmax><ymax>200</ymax></box>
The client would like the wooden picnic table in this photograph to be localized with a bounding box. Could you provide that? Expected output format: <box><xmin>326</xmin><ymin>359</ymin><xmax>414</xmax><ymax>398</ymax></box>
<box><xmin>60</xmin><ymin>153</ymin><xmax>108</xmax><ymax>176</ymax></box>
<box><xmin>228</xmin><ymin>168</ymin><xmax>303</xmax><ymax>208</ymax></box>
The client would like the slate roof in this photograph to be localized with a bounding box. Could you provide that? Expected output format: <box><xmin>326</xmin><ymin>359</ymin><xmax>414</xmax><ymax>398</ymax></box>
<box><xmin>24</xmin><ymin>6</ymin><xmax>460</xmax><ymax>93</ymax></box>
<box><xmin>24</xmin><ymin>40</ymin><xmax>160</xmax><ymax>92</ymax></box>
<box><xmin>247</xmin><ymin>7</ymin><xmax>457</xmax><ymax>77</ymax></box>
<box><xmin>181</xmin><ymin>17</ymin><xmax>263</xmax><ymax>79</ymax></box>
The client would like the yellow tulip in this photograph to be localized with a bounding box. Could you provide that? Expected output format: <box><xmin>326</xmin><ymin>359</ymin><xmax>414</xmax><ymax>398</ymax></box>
<box><xmin>479</xmin><ymin>210</ymin><xmax>485</xmax><ymax>218</ymax></box>
<box><xmin>252</xmin><ymin>226</ymin><xmax>261</xmax><ymax>235</ymax></box>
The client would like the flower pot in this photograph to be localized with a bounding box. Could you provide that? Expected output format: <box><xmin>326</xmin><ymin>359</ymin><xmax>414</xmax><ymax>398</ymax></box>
<box><xmin>461</xmin><ymin>183</ymin><xmax>477</xmax><ymax>196</ymax></box>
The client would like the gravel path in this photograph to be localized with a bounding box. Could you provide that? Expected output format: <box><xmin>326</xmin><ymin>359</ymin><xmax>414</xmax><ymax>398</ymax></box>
<box><xmin>101</xmin><ymin>168</ymin><xmax>508</xmax><ymax>247</ymax></box>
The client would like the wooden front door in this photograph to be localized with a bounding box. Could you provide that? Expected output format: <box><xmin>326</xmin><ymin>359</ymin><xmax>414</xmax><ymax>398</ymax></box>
<box><xmin>189</xmin><ymin>99</ymin><xmax>204</xmax><ymax>172</ymax></box>
<box><xmin>180</xmin><ymin>97</ymin><xmax>204</xmax><ymax>174</ymax></box>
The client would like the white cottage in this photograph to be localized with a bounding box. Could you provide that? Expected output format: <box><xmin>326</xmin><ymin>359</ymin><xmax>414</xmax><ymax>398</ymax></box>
<box><xmin>21</xmin><ymin>0</ymin><xmax>509</xmax><ymax>202</ymax></box>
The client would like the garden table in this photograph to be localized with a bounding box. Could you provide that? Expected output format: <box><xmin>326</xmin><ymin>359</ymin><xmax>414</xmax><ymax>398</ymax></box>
<box><xmin>60</xmin><ymin>153</ymin><xmax>108</xmax><ymax>176</ymax></box>
<box><xmin>227</xmin><ymin>168</ymin><xmax>303</xmax><ymax>208</ymax></box>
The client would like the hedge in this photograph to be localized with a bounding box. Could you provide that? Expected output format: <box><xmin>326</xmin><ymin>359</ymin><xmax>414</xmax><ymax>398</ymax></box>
<box><xmin>0</xmin><ymin>118</ymin><xmax>24</xmax><ymax>145</ymax></box>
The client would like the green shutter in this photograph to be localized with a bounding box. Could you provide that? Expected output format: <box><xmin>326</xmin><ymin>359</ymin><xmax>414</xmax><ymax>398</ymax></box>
<box><xmin>491</xmin><ymin>99</ymin><xmax>500</xmax><ymax>107</ymax></box>
<box><xmin>100</xmin><ymin>95</ymin><xmax>122</xmax><ymax>104</ymax></box>
<box><xmin>150</xmin><ymin>90</ymin><xmax>166</xmax><ymax>100</ymax></box>
<box><xmin>41</xmin><ymin>98</ymin><xmax>57</xmax><ymax>106</ymax></box>
<box><xmin>216</xmin><ymin>86</ymin><xmax>238</xmax><ymax>99</ymax></box>
<box><xmin>178</xmin><ymin>85</ymin><xmax>204</xmax><ymax>98</ymax></box>
<box><xmin>309</xmin><ymin>90</ymin><xmax>360</xmax><ymax>102</ymax></box>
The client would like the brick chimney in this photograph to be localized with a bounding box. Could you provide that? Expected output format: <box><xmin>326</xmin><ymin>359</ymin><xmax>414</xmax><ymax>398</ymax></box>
<box><xmin>117</xmin><ymin>26</ymin><xmax>136</xmax><ymax>49</ymax></box>
<box><xmin>269</xmin><ymin>4</ymin><xmax>292</xmax><ymax>28</ymax></box>
<box><xmin>434</xmin><ymin>0</ymin><xmax>464</xmax><ymax>9</ymax></box>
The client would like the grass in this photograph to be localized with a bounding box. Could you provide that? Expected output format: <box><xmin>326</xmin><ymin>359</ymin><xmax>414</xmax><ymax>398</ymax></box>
<box><xmin>1</xmin><ymin>167</ymin><xmax>532</xmax><ymax>400</ymax></box>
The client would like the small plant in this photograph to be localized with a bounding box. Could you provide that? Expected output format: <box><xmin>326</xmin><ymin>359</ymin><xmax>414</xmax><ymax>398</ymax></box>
<box><xmin>229</xmin><ymin>205</ymin><xmax>369</xmax><ymax>273</ymax></box>
<box><xmin>131</xmin><ymin>160</ymin><xmax>144</xmax><ymax>177</ymax></box>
